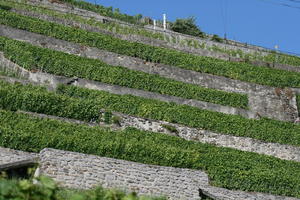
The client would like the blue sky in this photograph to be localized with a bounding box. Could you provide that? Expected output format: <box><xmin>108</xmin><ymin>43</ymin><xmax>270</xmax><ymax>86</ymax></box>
<box><xmin>85</xmin><ymin>0</ymin><xmax>300</xmax><ymax>56</ymax></box>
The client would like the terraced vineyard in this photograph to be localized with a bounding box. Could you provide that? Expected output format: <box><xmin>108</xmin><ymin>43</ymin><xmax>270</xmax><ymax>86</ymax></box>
<box><xmin>1</xmin><ymin>0</ymin><xmax>300</xmax><ymax>199</ymax></box>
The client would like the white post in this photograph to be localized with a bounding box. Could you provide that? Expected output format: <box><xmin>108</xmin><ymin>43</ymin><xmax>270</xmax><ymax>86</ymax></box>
<box><xmin>274</xmin><ymin>45</ymin><xmax>279</xmax><ymax>64</ymax></box>
<box><xmin>163</xmin><ymin>14</ymin><xmax>167</xmax><ymax>30</ymax></box>
<box><xmin>153</xmin><ymin>19</ymin><xmax>156</xmax><ymax>30</ymax></box>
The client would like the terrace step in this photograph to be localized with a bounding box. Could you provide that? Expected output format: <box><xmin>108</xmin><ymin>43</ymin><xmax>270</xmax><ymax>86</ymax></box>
<box><xmin>0</xmin><ymin>25</ymin><xmax>298</xmax><ymax>121</ymax></box>
<box><xmin>10</xmin><ymin>6</ymin><xmax>300</xmax><ymax>73</ymax></box>
<box><xmin>15</xmin><ymin>0</ymin><xmax>300</xmax><ymax>69</ymax></box>
<box><xmin>18</xmin><ymin>110</ymin><xmax>300</xmax><ymax>163</ymax></box>
<box><xmin>39</xmin><ymin>148</ymin><xmax>300</xmax><ymax>200</ymax></box>
<box><xmin>0</xmin><ymin>51</ymin><xmax>257</xmax><ymax>118</ymax></box>
<box><xmin>0</xmin><ymin>147</ymin><xmax>38</xmax><ymax>171</ymax></box>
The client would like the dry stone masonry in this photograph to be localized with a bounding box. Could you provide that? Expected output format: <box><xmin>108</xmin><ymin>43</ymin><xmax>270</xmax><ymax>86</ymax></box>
<box><xmin>0</xmin><ymin>147</ymin><xmax>38</xmax><ymax>170</ymax></box>
<box><xmin>37</xmin><ymin>148</ymin><xmax>300</xmax><ymax>200</ymax></box>
<box><xmin>1</xmin><ymin>1</ymin><xmax>300</xmax><ymax>199</ymax></box>
<box><xmin>10</xmin><ymin>0</ymin><xmax>300</xmax><ymax>73</ymax></box>
<box><xmin>0</xmin><ymin>25</ymin><xmax>298</xmax><ymax>121</ymax></box>
<box><xmin>114</xmin><ymin>112</ymin><xmax>300</xmax><ymax>162</ymax></box>
<box><xmin>22</xmin><ymin>0</ymin><xmax>294</xmax><ymax>69</ymax></box>
<box><xmin>1</xmin><ymin>147</ymin><xmax>299</xmax><ymax>200</ymax></box>
<box><xmin>39</xmin><ymin>148</ymin><xmax>206</xmax><ymax>200</ymax></box>
<box><xmin>7</xmin><ymin>108</ymin><xmax>300</xmax><ymax>163</ymax></box>
<box><xmin>0</xmin><ymin>49</ymin><xmax>257</xmax><ymax>119</ymax></box>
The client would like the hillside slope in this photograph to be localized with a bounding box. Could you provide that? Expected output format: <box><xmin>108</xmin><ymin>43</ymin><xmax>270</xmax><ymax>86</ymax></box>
<box><xmin>1</xmin><ymin>0</ymin><xmax>300</xmax><ymax>199</ymax></box>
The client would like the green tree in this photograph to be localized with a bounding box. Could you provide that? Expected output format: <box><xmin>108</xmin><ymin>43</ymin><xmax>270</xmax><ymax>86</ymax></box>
<box><xmin>170</xmin><ymin>17</ymin><xmax>205</xmax><ymax>37</ymax></box>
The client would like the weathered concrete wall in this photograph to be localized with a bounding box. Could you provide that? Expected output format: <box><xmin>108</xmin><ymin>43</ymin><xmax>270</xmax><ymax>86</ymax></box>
<box><xmin>0</xmin><ymin>25</ymin><xmax>298</xmax><ymax>121</ymax></box>
<box><xmin>39</xmin><ymin>148</ymin><xmax>300</xmax><ymax>200</ymax></box>
<box><xmin>0</xmin><ymin>147</ymin><xmax>38</xmax><ymax>170</ymax></box>
<box><xmin>0</xmin><ymin>51</ymin><xmax>255</xmax><ymax>118</ymax></box>
<box><xmin>10</xmin><ymin>8</ymin><xmax>300</xmax><ymax>73</ymax></box>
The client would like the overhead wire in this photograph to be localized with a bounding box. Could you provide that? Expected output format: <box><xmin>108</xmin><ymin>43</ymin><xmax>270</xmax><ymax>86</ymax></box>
<box><xmin>226</xmin><ymin>0</ymin><xmax>300</xmax><ymax>56</ymax></box>
<box><xmin>257</xmin><ymin>0</ymin><xmax>300</xmax><ymax>10</ymax></box>
<box><xmin>285</xmin><ymin>0</ymin><xmax>300</xmax><ymax>4</ymax></box>
<box><xmin>220</xmin><ymin>0</ymin><xmax>228</xmax><ymax>39</ymax></box>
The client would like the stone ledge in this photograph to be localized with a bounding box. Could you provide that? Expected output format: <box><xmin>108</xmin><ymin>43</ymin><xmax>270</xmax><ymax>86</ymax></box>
<box><xmin>12</xmin><ymin>110</ymin><xmax>300</xmax><ymax>163</ymax></box>
<box><xmin>1</xmin><ymin>25</ymin><xmax>298</xmax><ymax>121</ymax></box>
<box><xmin>0</xmin><ymin>50</ymin><xmax>257</xmax><ymax>119</ymax></box>
<box><xmin>114</xmin><ymin>112</ymin><xmax>300</xmax><ymax>162</ymax></box>
<box><xmin>11</xmin><ymin>6</ymin><xmax>300</xmax><ymax>73</ymax></box>
<box><xmin>39</xmin><ymin>148</ymin><xmax>300</xmax><ymax>200</ymax></box>
<box><xmin>19</xmin><ymin>0</ymin><xmax>282</xmax><ymax>61</ymax></box>
<box><xmin>0</xmin><ymin>147</ymin><xmax>38</xmax><ymax>170</ymax></box>
<box><xmin>0</xmin><ymin>145</ymin><xmax>299</xmax><ymax>199</ymax></box>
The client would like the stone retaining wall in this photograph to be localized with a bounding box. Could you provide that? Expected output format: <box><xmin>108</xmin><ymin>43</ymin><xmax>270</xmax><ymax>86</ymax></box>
<box><xmin>114</xmin><ymin>112</ymin><xmax>300</xmax><ymax>162</ymax></box>
<box><xmin>10</xmin><ymin>7</ymin><xmax>300</xmax><ymax>73</ymax></box>
<box><xmin>19</xmin><ymin>110</ymin><xmax>300</xmax><ymax>163</ymax></box>
<box><xmin>39</xmin><ymin>148</ymin><xmax>206</xmax><ymax>200</ymax></box>
<box><xmin>22</xmin><ymin>0</ymin><xmax>284</xmax><ymax>61</ymax></box>
<box><xmin>1</xmin><ymin>146</ymin><xmax>299</xmax><ymax>199</ymax></box>
<box><xmin>39</xmin><ymin>148</ymin><xmax>300</xmax><ymax>200</ymax></box>
<box><xmin>0</xmin><ymin>25</ymin><xmax>298</xmax><ymax>121</ymax></box>
<box><xmin>0</xmin><ymin>147</ymin><xmax>38</xmax><ymax>170</ymax></box>
<box><xmin>0</xmin><ymin>52</ymin><xmax>255</xmax><ymax>118</ymax></box>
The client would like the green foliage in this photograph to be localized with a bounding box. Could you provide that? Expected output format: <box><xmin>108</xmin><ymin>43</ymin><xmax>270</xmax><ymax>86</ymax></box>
<box><xmin>211</xmin><ymin>34</ymin><xmax>223</xmax><ymax>43</ymax></box>
<box><xmin>297</xmin><ymin>95</ymin><xmax>300</xmax><ymax>117</ymax></box>
<box><xmin>170</xmin><ymin>17</ymin><xmax>205</xmax><ymax>37</ymax></box>
<box><xmin>0</xmin><ymin>176</ymin><xmax>58</xmax><ymax>200</ymax></box>
<box><xmin>103</xmin><ymin>111</ymin><xmax>112</xmax><ymax>124</ymax></box>
<box><xmin>0</xmin><ymin>80</ymin><xmax>300</xmax><ymax>146</ymax></box>
<box><xmin>1</xmin><ymin>110</ymin><xmax>300</xmax><ymax>198</ymax></box>
<box><xmin>0</xmin><ymin>176</ymin><xmax>164</xmax><ymax>200</ymax></box>
<box><xmin>2</xmin><ymin>0</ymin><xmax>300</xmax><ymax>67</ymax></box>
<box><xmin>0</xmin><ymin>81</ymin><xmax>101</xmax><ymax>122</ymax></box>
<box><xmin>1</xmin><ymin>9</ymin><xmax>300</xmax><ymax>88</ymax></box>
<box><xmin>0</xmin><ymin>36</ymin><xmax>248</xmax><ymax>108</ymax></box>
<box><xmin>161</xmin><ymin>124</ymin><xmax>178</xmax><ymax>134</ymax></box>
<box><xmin>0</xmin><ymin>4</ymin><xmax>11</xmax><ymax>10</ymax></box>
<box><xmin>57</xmin><ymin>85</ymin><xmax>300</xmax><ymax>147</ymax></box>
<box><xmin>59</xmin><ymin>0</ymin><xmax>144</xmax><ymax>25</ymax></box>
<box><xmin>264</xmin><ymin>52</ymin><xmax>300</xmax><ymax>66</ymax></box>
<box><xmin>0</xmin><ymin>0</ymin><xmax>165</xmax><ymax>40</ymax></box>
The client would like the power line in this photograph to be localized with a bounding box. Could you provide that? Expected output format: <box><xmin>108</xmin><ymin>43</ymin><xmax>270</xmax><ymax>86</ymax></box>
<box><xmin>257</xmin><ymin>0</ymin><xmax>300</xmax><ymax>10</ymax></box>
<box><xmin>229</xmin><ymin>0</ymin><xmax>300</xmax><ymax>56</ymax></box>
<box><xmin>220</xmin><ymin>0</ymin><xmax>228</xmax><ymax>39</ymax></box>
<box><xmin>285</xmin><ymin>0</ymin><xmax>300</xmax><ymax>4</ymax></box>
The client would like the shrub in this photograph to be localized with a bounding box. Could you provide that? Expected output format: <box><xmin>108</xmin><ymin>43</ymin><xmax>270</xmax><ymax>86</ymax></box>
<box><xmin>211</xmin><ymin>34</ymin><xmax>223</xmax><ymax>43</ymax></box>
<box><xmin>170</xmin><ymin>17</ymin><xmax>205</xmax><ymax>38</ymax></box>
<box><xmin>59</xmin><ymin>0</ymin><xmax>144</xmax><ymax>25</ymax></box>
<box><xmin>161</xmin><ymin>124</ymin><xmax>178</xmax><ymax>134</ymax></box>
<box><xmin>0</xmin><ymin>176</ymin><xmax>164</xmax><ymax>200</ymax></box>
